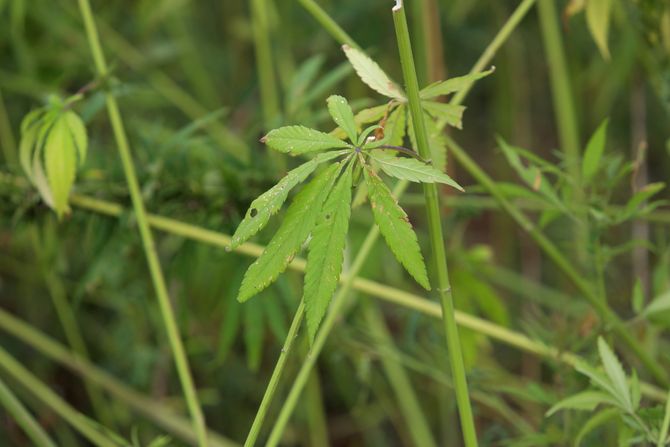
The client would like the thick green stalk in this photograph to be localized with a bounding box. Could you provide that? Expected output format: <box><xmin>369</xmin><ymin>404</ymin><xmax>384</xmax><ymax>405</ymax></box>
<box><xmin>243</xmin><ymin>301</ymin><xmax>305</xmax><ymax>447</ymax></box>
<box><xmin>446</xmin><ymin>136</ymin><xmax>669</xmax><ymax>386</ymax></box>
<box><xmin>296</xmin><ymin>0</ymin><xmax>359</xmax><ymax>49</ymax></box>
<box><xmin>76</xmin><ymin>1</ymin><xmax>209</xmax><ymax>446</ymax></box>
<box><xmin>0</xmin><ymin>345</ymin><xmax>119</xmax><ymax>447</ymax></box>
<box><xmin>0</xmin><ymin>376</ymin><xmax>57</xmax><ymax>447</ymax></box>
<box><xmin>362</xmin><ymin>302</ymin><xmax>437</xmax><ymax>447</ymax></box>
<box><xmin>392</xmin><ymin>3</ymin><xmax>478</xmax><ymax>446</ymax></box>
<box><xmin>0</xmin><ymin>308</ymin><xmax>237</xmax><ymax>447</ymax></box>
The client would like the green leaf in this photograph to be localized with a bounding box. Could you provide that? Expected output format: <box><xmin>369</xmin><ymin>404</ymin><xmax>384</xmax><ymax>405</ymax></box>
<box><xmin>327</xmin><ymin>95</ymin><xmax>357</xmax><ymax>143</ymax></box>
<box><xmin>546</xmin><ymin>391</ymin><xmax>618</xmax><ymax>416</ymax></box>
<box><xmin>420</xmin><ymin>67</ymin><xmax>495</xmax><ymax>99</ymax></box>
<box><xmin>262</xmin><ymin>125</ymin><xmax>350</xmax><ymax>155</ymax></box>
<box><xmin>597</xmin><ymin>337</ymin><xmax>632</xmax><ymax>410</ymax></box>
<box><xmin>370</xmin><ymin>151</ymin><xmax>463</xmax><ymax>190</ymax></box>
<box><xmin>354</xmin><ymin>104</ymin><xmax>389</xmax><ymax>126</ymax></box>
<box><xmin>575</xmin><ymin>361</ymin><xmax>618</xmax><ymax>400</ymax></box>
<box><xmin>63</xmin><ymin>110</ymin><xmax>88</xmax><ymax>166</ymax></box>
<box><xmin>44</xmin><ymin>115</ymin><xmax>78</xmax><ymax>218</ymax></box>
<box><xmin>641</xmin><ymin>290</ymin><xmax>670</xmax><ymax>318</ymax></box>
<box><xmin>19</xmin><ymin>109</ymin><xmax>46</xmax><ymax>181</ymax></box>
<box><xmin>304</xmin><ymin>164</ymin><xmax>353</xmax><ymax>341</ymax></box>
<box><xmin>582</xmin><ymin>119</ymin><xmax>609</xmax><ymax>183</ymax></box>
<box><xmin>342</xmin><ymin>44</ymin><xmax>405</xmax><ymax>100</ymax></box>
<box><xmin>364</xmin><ymin>166</ymin><xmax>430</xmax><ymax>290</ymax></box>
<box><xmin>422</xmin><ymin>101</ymin><xmax>466</xmax><ymax>130</ymax></box>
<box><xmin>230</xmin><ymin>150</ymin><xmax>348</xmax><ymax>248</ymax></box>
<box><xmin>237</xmin><ymin>163</ymin><xmax>342</xmax><ymax>302</ymax></box>
<box><xmin>574</xmin><ymin>407</ymin><xmax>620</xmax><ymax>447</ymax></box>
<box><xmin>586</xmin><ymin>0</ymin><xmax>612</xmax><ymax>60</ymax></box>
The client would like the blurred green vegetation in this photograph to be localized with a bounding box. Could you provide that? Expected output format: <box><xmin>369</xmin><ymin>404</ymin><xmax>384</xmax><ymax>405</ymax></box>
<box><xmin>1</xmin><ymin>0</ymin><xmax>670</xmax><ymax>445</ymax></box>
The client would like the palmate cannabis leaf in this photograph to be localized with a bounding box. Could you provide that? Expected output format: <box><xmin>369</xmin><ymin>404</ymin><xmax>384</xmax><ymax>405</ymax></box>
<box><xmin>235</xmin><ymin>94</ymin><xmax>462</xmax><ymax>340</ymax></box>
<box><xmin>343</xmin><ymin>44</ymin><xmax>493</xmax><ymax>171</ymax></box>
<box><xmin>19</xmin><ymin>97</ymin><xmax>88</xmax><ymax>218</ymax></box>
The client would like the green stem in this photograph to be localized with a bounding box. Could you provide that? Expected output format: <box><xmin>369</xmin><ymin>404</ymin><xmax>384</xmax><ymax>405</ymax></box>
<box><xmin>296</xmin><ymin>0</ymin><xmax>360</xmax><ymax>49</ymax></box>
<box><xmin>76</xmin><ymin>1</ymin><xmax>209</xmax><ymax>446</ymax></box>
<box><xmin>0</xmin><ymin>345</ymin><xmax>120</xmax><ymax>447</ymax></box>
<box><xmin>362</xmin><ymin>302</ymin><xmax>437</xmax><ymax>447</ymax></box>
<box><xmin>0</xmin><ymin>308</ymin><xmax>237</xmax><ymax>447</ymax></box>
<box><xmin>0</xmin><ymin>376</ymin><xmax>57</xmax><ymax>447</ymax></box>
<box><xmin>392</xmin><ymin>3</ymin><xmax>478</xmax><ymax>446</ymax></box>
<box><xmin>446</xmin><ymin>136</ymin><xmax>669</xmax><ymax>386</ymax></box>
<box><xmin>243</xmin><ymin>301</ymin><xmax>305</xmax><ymax>447</ymax></box>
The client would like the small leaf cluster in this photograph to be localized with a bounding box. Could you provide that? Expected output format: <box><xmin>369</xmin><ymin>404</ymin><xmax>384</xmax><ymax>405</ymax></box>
<box><xmin>341</xmin><ymin>45</ymin><xmax>493</xmax><ymax>171</ymax></box>
<box><xmin>231</xmin><ymin>94</ymin><xmax>462</xmax><ymax>341</ymax></box>
<box><xmin>497</xmin><ymin>119</ymin><xmax>666</xmax><ymax>229</ymax></box>
<box><xmin>547</xmin><ymin>337</ymin><xmax>670</xmax><ymax>446</ymax></box>
<box><xmin>19</xmin><ymin>95</ymin><xmax>88</xmax><ymax>218</ymax></box>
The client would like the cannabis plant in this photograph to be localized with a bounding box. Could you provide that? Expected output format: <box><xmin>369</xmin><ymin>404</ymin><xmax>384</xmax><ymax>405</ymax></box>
<box><xmin>231</xmin><ymin>93</ymin><xmax>462</xmax><ymax>340</ymax></box>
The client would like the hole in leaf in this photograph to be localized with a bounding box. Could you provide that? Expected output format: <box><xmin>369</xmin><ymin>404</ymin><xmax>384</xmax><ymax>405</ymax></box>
<box><xmin>250</xmin><ymin>208</ymin><xmax>258</xmax><ymax>217</ymax></box>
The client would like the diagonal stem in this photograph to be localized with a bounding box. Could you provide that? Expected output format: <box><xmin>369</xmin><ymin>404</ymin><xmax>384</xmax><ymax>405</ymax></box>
<box><xmin>76</xmin><ymin>1</ymin><xmax>209</xmax><ymax>445</ymax></box>
<box><xmin>0</xmin><ymin>375</ymin><xmax>57</xmax><ymax>447</ymax></box>
<box><xmin>392</xmin><ymin>2</ymin><xmax>478</xmax><ymax>446</ymax></box>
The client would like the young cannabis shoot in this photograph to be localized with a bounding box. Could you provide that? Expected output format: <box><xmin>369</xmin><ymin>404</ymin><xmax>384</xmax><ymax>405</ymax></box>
<box><xmin>231</xmin><ymin>94</ymin><xmax>462</xmax><ymax>341</ymax></box>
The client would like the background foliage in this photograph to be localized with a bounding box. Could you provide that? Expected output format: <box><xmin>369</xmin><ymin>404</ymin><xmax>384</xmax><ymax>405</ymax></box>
<box><xmin>1</xmin><ymin>0</ymin><xmax>670</xmax><ymax>445</ymax></box>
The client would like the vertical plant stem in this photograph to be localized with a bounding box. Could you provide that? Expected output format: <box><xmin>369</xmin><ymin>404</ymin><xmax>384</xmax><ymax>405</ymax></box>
<box><xmin>0</xmin><ymin>376</ymin><xmax>57</xmax><ymax>447</ymax></box>
<box><xmin>0</xmin><ymin>345</ymin><xmax>119</xmax><ymax>447</ymax></box>
<box><xmin>362</xmin><ymin>302</ymin><xmax>437</xmax><ymax>447</ymax></box>
<box><xmin>392</xmin><ymin>3</ymin><xmax>478</xmax><ymax>446</ymax></box>
<box><xmin>446</xmin><ymin>136</ymin><xmax>670</xmax><ymax>386</ymax></box>
<box><xmin>296</xmin><ymin>0</ymin><xmax>360</xmax><ymax>49</ymax></box>
<box><xmin>243</xmin><ymin>301</ymin><xmax>305</xmax><ymax>447</ymax></box>
<box><xmin>76</xmin><ymin>2</ymin><xmax>209</xmax><ymax>446</ymax></box>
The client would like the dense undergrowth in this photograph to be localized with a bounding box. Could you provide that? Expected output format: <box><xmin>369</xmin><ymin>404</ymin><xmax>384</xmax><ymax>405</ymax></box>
<box><xmin>1</xmin><ymin>0</ymin><xmax>670</xmax><ymax>446</ymax></box>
